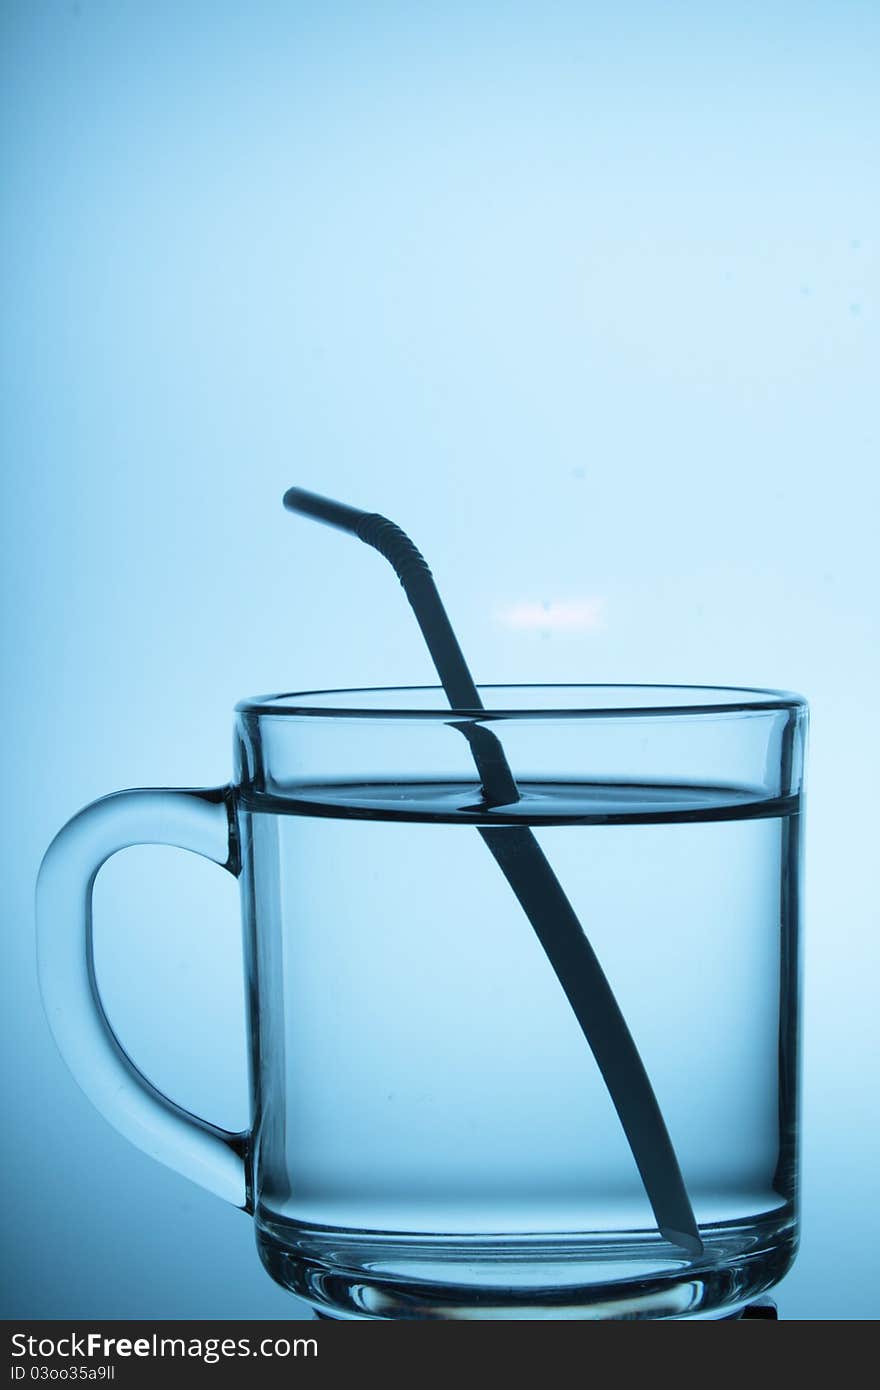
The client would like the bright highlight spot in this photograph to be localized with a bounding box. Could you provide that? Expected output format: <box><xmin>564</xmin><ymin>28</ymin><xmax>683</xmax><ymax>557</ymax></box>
<box><xmin>500</xmin><ymin>598</ymin><xmax>605</xmax><ymax>632</ymax></box>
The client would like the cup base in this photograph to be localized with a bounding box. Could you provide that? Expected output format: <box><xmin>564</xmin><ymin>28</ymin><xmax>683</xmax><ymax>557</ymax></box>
<box><xmin>255</xmin><ymin>1212</ymin><xmax>796</xmax><ymax>1321</ymax></box>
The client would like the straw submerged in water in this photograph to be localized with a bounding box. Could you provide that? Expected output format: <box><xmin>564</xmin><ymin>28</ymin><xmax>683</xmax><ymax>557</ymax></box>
<box><xmin>283</xmin><ymin>486</ymin><xmax>702</xmax><ymax>1256</ymax></box>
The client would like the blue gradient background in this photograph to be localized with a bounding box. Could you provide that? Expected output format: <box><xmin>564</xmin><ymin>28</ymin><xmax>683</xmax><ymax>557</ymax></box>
<box><xmin>2</xmin><ymin>0</ymin><xmax>877</xmax><ymax>1319</ymax></box>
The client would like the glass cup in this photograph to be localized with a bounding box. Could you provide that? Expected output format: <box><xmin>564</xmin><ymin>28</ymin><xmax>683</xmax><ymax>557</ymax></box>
<box><xmin>36</xmin><ymin>684</ymin><xmax>807</xmax><ymax>1320</ymax></box>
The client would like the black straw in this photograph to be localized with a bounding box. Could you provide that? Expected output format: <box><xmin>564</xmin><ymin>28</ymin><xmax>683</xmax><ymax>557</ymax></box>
<box><xmin>283</xmin><ymin>486</ymin><xmax>702</xmax><ymax>1255</ymax></box>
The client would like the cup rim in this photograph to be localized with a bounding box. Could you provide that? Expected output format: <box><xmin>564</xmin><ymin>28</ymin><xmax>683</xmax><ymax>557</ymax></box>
<box><xmin>235</xmin><ymin>683</ymin><xmax>808</xmax><ymax>721</ymax></box>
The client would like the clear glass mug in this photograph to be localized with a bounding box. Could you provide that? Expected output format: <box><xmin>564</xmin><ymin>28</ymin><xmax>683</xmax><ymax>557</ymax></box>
<box><xmin>36</xmin><ymin>684</ymin><xmax>807</xmax><ymax>1320</ymax></box>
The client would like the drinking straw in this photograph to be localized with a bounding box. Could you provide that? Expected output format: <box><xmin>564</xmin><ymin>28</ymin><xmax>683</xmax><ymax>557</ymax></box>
<box><xmin>283</xmin><ymin>487</ymin><xmax>702</xmax><ymax>1255</ymax></box>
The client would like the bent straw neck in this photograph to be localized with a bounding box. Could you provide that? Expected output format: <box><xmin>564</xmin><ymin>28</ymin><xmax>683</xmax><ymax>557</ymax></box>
<box><xmin>283</xmin><ymin>488</ymin><xmax>517</xmax><ymax>801</ymax></box>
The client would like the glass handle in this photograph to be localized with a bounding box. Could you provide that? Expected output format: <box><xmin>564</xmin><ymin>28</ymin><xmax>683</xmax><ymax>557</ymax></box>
<box><xmin>36</xmin><ymin>786</ymin><xmax>249</xmax><ymax>1208</ymax></box>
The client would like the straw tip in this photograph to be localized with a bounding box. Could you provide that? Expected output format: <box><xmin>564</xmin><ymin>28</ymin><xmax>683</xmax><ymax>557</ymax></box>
<box><xmin>662</xmin><ymin>1227</ymin><xmax>705</xmax><ymax>1258</ymax></box>
<box><xmin>281</xmin><ymin>486</ymin><xmax>368</xmax><ymax>535</ymax></box>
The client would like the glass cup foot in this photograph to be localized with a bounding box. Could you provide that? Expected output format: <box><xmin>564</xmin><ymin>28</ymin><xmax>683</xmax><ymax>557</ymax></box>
<box><xmin>257</xmin><ymin>1214</ymin><xmax>795</xmax><ymax>1321</ymax></box>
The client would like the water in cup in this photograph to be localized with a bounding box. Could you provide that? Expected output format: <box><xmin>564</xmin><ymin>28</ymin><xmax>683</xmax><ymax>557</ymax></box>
<box><xmin>241</xmin><ymin>774</ymin><xmax>798</xmax><ymax>1316</ymax></box>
